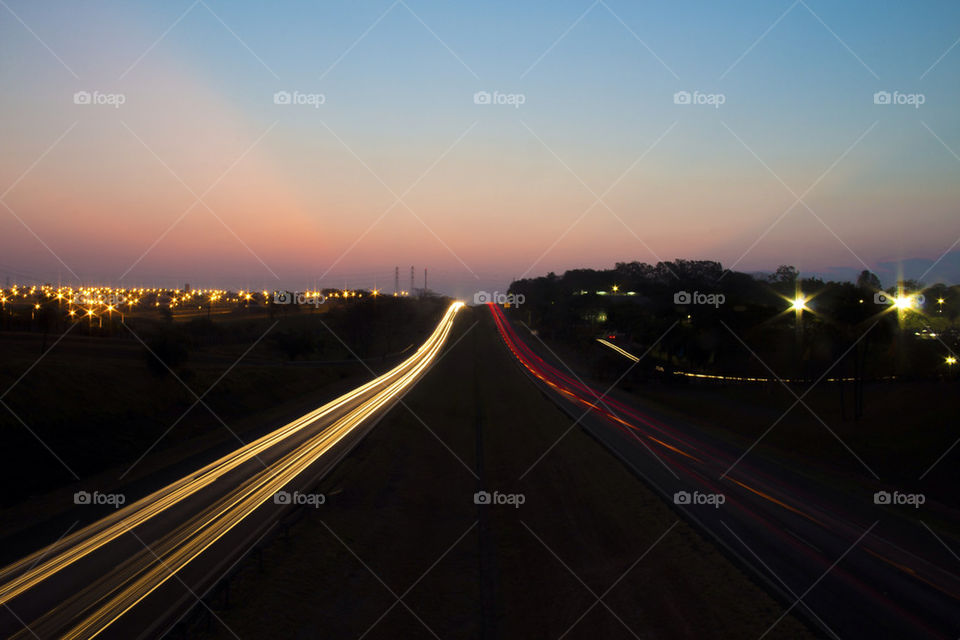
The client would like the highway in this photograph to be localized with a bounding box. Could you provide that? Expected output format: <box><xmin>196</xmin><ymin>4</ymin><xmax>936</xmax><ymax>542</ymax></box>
<box><xmin>488</xmin><ymin>303</ymin><xmax>960</xmax><ymax>639</ymax></box>
<box><xmin>0</xmin><ymin>301</ymin><xmax>465</xmax><ymax>640</ymax></box>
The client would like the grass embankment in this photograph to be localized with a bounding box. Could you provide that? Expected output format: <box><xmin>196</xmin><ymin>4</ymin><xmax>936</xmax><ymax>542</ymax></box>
<box><xmin>625</xmin><ymin>380</ymin><xmax>957</xmax><ymax>488</ymax></box>
<box><xmin>193</xmin><ymin>307</ymin><xmax>813</xmax><ymax>639</ymax></box>
<box><xmin>543</xmin><ymin>333</ymin><xmax>958</xmax><ymax>503</ymax></box>
<box><xmin>0</xmin><ymin>299</ymin><xmax>447</xmax><ymax>561</ymax></box>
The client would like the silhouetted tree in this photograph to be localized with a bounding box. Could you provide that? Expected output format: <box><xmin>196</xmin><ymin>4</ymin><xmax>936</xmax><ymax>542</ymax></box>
<box><xmin>856</xmin><ymin>270</ymin><xmax>881</xmax><ymax>291</ymax></box>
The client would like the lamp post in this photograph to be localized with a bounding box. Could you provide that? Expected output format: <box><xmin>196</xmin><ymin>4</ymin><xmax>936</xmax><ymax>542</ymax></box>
<box><xmin>790</xmin><ymin>292</ymin><xmax>807</xmax><ymax>380</ymax></box>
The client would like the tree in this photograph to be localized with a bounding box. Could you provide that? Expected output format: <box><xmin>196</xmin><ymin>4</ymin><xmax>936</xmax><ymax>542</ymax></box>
<box><xmin>856</xmin><ymin>270</ymin><xmax>881</xmax><ymax>291</ymax></box>
<box><xmin>898</xmin><ymin>278</ymin><xmax>923</xmax><ymax>292</ymax></box>
<box><xmin>769</xmin><ymin>265</ymin><xmax>798</xmax><ymax>286</ymax></box>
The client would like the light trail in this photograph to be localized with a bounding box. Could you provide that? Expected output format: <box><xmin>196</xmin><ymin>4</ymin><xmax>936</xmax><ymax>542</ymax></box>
<box><xmin>488</xmin><ymin>303</ymin><xmax>960</xmax><ymax>634</ymax></box>
<box><xmin>596</xmin><ymin>338</ymin><xmax>639</xmax><ymax>362</ymax></box>
<box><xmin>0</xmin><ymin>302</ymin><xmax>464</xmax><ymax>639</ymax></box>
<box><xmin>595</xmin><ymin>338</ymin><xmax>871</xmax><ymax>383</ymax></box>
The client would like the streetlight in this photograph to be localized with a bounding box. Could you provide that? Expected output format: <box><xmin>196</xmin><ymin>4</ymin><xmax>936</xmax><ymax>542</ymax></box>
<box><xmin>788</xmin><ymin>291</ymin><xmax>809</xmax><ymax>380</ymax></box>
<box><xmin>893</xmin><ymin>295</ymin><xmax>916</xmax><ymax>310</ymax></box>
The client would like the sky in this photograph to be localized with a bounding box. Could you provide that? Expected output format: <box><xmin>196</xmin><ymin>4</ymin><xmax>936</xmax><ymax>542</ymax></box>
<box><xmin>1</xmin><ymin>0</ymin><xmax>959</xmax><ymax>297</ymax></box>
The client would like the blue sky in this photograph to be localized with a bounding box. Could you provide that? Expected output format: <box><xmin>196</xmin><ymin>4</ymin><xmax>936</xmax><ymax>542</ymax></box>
<box><xmin>1</xmin><ymin>1</ymin><xmax>959</xmax><ymax>294</ymax></box>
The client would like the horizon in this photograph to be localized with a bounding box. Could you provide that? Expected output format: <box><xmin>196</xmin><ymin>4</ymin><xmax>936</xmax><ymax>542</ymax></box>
<box><xmin>0</xmin><ymin>255</ymin><xmax>953</xmax><ymax>298</ymax></box>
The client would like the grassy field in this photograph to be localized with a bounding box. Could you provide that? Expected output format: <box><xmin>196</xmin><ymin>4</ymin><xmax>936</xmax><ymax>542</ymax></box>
<box><xmin>0</xmin><ymin>298</ymin><xmax>447</xmax><ymax>557</ymax></box>
<box><xmin>537</xmin><ymin>331</ymin><xmax>958</xmax><ymax>505</ymax></box>
<box><xmin>622</xmin><ymin>379</ymin><xmax>957</xmax><ymax>490</ymax></box>
<box><xmin>190</xmin><ymin>307</ymin><xmax>813</xmax><ymax>639</ymax></box>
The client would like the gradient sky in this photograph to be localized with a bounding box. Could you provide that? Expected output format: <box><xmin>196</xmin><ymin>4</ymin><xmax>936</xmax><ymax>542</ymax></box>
<box><xmin>1</xmin><ymin>0</ymin><xmax>959</xmax><ymax>296</ymax></box>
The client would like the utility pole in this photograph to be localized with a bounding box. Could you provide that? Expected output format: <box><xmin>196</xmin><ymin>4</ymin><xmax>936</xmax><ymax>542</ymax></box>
<box><xmin>410</xmin><ymin>266</ymin><xmax>414</xmax><ymax>296</ymax></box>
<box><xmin>394</xmin><ymin>266</ymin><xmax>399</xmax><ymax>296</ymax></box>
<box><xmin>423</xmin><ymin>268</ymin><xmax>427</xmax><ymax>296</ymax></box>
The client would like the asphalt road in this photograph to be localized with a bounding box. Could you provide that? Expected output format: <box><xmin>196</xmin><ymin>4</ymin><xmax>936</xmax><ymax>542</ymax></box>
<box><xmin>488</xmin><ymin>302</ymin><xmax>960</xmax><ymax>640</ymax></box>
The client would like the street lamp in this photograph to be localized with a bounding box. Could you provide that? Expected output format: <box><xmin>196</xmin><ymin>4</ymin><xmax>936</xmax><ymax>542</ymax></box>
<box><xmin>893</xmin><ymin>296</ymin><xmax>915</xmax><ymax>310</ymax></box>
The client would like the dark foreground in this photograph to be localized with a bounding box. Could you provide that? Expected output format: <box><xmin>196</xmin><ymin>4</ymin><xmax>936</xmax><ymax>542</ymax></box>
<box><xmin>190</xmin><ymin>306</ymin><xmax>812</xmax><ymax>639</ymax></box>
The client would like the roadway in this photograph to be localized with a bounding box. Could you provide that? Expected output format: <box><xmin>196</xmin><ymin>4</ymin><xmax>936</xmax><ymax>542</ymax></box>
<box><xmin>0</xmin><ymin>301</ymin><xmax>464</xmax><ymax>640</ymax></box>
<box><xmin>487</xmin><ymin>302</ymin><xmax>960</xmax><ymax>639</ymax></box>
